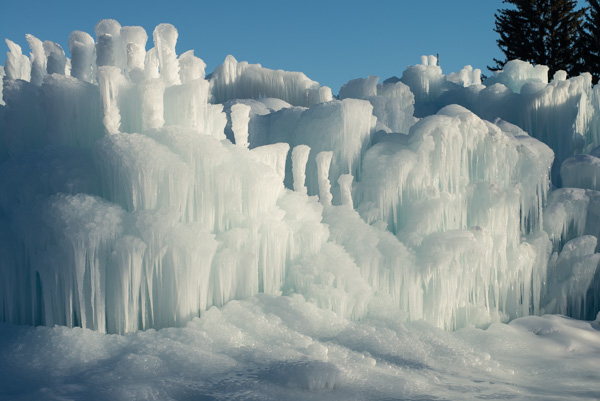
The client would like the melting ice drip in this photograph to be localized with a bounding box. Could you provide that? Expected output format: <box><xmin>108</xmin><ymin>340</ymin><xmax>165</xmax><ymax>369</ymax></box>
<box><xmin>0</xmin><ymin>20</ymin><xmax>598</xmax><ymax>334</ymax></box>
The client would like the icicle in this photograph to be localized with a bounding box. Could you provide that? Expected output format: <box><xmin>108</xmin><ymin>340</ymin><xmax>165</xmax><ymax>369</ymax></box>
<box><xmin>292</xmin><ymin>145</ymin><xmax>311</xmax><ymax>194</ymax></box>
<box><xmin>316</xmin><ymin>151</ymin><xmax>333</xmax><ymax>206</ymax></box>
<box><xmin>97</xmin><ymin>66</ymin><xmax>126</xmax><ymax>134</ymax></box>
<box><xmin>338</xmin><ymin>174</ymin><xmax>354</xmax><ymax>206</ymax></box>
<box><xmin>231</xmin><ymin>103</ymin><xmax>251</xmax><ymax>147</ymax></box>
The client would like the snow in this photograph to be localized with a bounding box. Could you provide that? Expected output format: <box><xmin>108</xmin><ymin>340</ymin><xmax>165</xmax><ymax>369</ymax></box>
<box><xmin>0</xmin><ymin>297</ymin><xmax>598</xmax><ymax>400</ymax></box>
<box><xmin>0</xmin><ymin>20</ymin><xmax>599</xmax><ymax>399</ymax></box>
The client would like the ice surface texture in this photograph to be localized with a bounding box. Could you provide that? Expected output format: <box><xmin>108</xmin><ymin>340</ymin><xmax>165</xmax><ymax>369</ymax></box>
<box><xmin>0</xmin><ymin>20</ymin><xmax>599</xmax><ymax>335</ymax></box>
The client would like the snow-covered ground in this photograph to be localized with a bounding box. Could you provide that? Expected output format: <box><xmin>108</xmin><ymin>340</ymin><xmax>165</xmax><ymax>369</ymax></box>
<box><xmin>1</xmin><ymin>297</ymin><xmax>599</xmax><ymax>400</ymax></box>
<box><xmin>1</xmin><ymin>20</ymin><xmax>600</xmax><ymax>399</ymax></box>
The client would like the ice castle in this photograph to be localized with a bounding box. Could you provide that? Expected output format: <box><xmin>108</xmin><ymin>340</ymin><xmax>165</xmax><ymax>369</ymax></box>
<box><xmin>1</xmin><ymin>19</ymin><xmax>599</xmax><ymax>335</ymax></box>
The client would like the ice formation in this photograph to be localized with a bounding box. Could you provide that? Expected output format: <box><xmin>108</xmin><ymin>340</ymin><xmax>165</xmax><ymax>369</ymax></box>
<box><xmin>0</xmin><ymin>20</ymin><xmax>599</xmax><ymax>338</ymax></box>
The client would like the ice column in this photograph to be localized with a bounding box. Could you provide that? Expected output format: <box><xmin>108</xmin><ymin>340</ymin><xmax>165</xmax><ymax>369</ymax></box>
<box><xmin>144</xmin><ymin>48</ymin><xmax>160</xmax><ymax>80</ymax></box>
<box><xmin>43</xmin><ymin>41</ymin><xmax>67</xmax><ymax>75</ymax></box>
<box><xmin>338</xmin><ymin>174</ymin><xmax>354</xmax><ymax>206</ymax></box>
<box><xmin>120</xmin><ymin>26</ymin><xmax>147</xmax><ymax>80</ymax></box>
<box><xmin>69</xmin><ymin>31</ymin><xmax>95</xmax><ymax>83</ymax></box>
<box><xmin>179</xmin><ymin>50</ymin><xmax>206</xmax><ymax>82</ymax></box>
<box><xmin>95</xmin><ymin>19</ymin><xmax>125</xmax><ymax>69</ymax></box>
<box><xmin>292</xmin><ymin>145</ymin><xmax>311</xmax><ymax>193</ymax></box>
<box><xmin>316</xmin><ymin>151</ymin><xmax>333</xmax><ymax>206</ymax></box>
<box><xmin>0</xmin><ymin>66</ymin><xmax>4</xmax><ymax>105</ymax></box>
<box><xmin>97</xmin><ymin>66</ymin><xmax>125</xmax><ymax>134</ymax></box>
<box><xmin>141</xmin><ymin>79</ymin><xmax>166</xmax><ymax>130</ymax></box>
<box><xmin>26</xmin><ymin>35</ymin><xmax>46</xmax><ymax>85</ymax></box>
<box><xmin>4</xmin><ymin>39</ymin><xmax>31</xmax><ymax>81</ymax></box>
<box><xmin>251</xmin><ymin>143</ymin><xmax>290</xmax><ymax>182</ymax></box>
<box><xmin>231</xmin><ymin>104</ymin><xmax>251</xmax><ymax>147</ymax></box>
<box><xmin>153</xmin><ymin>23</ymin><xmax>180</xmax><ymax>86</ymax></box>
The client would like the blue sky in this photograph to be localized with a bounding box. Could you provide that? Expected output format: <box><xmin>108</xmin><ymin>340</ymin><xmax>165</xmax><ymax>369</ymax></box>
<box><xmin>1</xmin><ymin>0</ymin><xmax>505</xmax><ymax>93</ymax></box>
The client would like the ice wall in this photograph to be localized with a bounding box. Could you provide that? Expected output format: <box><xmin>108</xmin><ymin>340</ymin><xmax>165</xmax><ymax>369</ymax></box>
<box><xmin>1</xmin><ymin>21</ymin><xmax>599</xmax><ymax>333</ymax></box>
<box><xmin>352</xmin><ymin>107</ymin><xmax>555</xmax><ymax>327</ymax></box>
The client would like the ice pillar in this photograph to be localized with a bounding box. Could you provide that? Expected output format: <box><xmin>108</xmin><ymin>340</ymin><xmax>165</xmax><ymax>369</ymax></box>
<box><xmin>292</xmin><ymin>145</ymin><xmax>311</xmax><ymax>194</ymax></box>
<box><xmin>69</xmin><ymin>31</ymin><xmax>95</xmax><ymax>82</ymax></box>
<box><xmin>316</xmin><ymin>151</ymin><xmax>333</xmax><ymax>206</ymax></box>
<box><xmin>153</xmin><ymin>23</ymin><xmax>180</xmax><ymax>86</ymax></box>
<box><xmin>5</xmin><ymin>39</ymin><xmax>31</xmax><ymax>81</ymax></box>
<box><xmin>231</xmin><ymin>103</ymin><xmax>251</xmax><ymax>147</ymax></box>
<box><xmin>338</xmin><ymin>174</ymin><xmax>354</xmax><ymax>206</ymax></box>
<box><xmin>26</xmin><ymin>34</ymin><xmax>46</xmax><ymax>85</ymax></box>
<box><xmin>97</xmin><ymin>66</ymin><xmax>125</xmax><ymax>134</ymax></box>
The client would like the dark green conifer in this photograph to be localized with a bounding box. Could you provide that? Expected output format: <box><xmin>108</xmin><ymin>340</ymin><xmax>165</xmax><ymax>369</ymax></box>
<box><xmin>582</xmin><ymin>0</ymin><xmax>600</xmax><ymax>82</ymax></box>
<box><xmin>491</xmin><ymin>0</ymin><xmax>585</xmax><ymax>79</ymax></box>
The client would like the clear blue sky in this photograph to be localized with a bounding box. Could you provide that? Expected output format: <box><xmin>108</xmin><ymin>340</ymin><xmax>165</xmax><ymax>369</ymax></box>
<box><xmin>0</xmin><ymin>0</ymin><xmax>505</xmax><ymax>93</ymax></box>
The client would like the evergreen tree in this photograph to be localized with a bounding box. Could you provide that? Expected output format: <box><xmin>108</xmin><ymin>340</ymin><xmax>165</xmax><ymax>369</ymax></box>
<box><xmin>491</xmin><ymin>0</ymin><xmax>585</xmax><ymax>79</ymax></box>
<box><xmin>582</xmin><ymin>0</ymin><xmax>600</xmax><ymax>82</ymax></box>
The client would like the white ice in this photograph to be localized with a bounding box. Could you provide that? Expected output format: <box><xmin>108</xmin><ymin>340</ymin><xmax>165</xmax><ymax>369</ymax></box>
<box><xmin>1</xmin><ymin>20</ymin><xmax>599</xmax><ymax>400</ymax></box>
